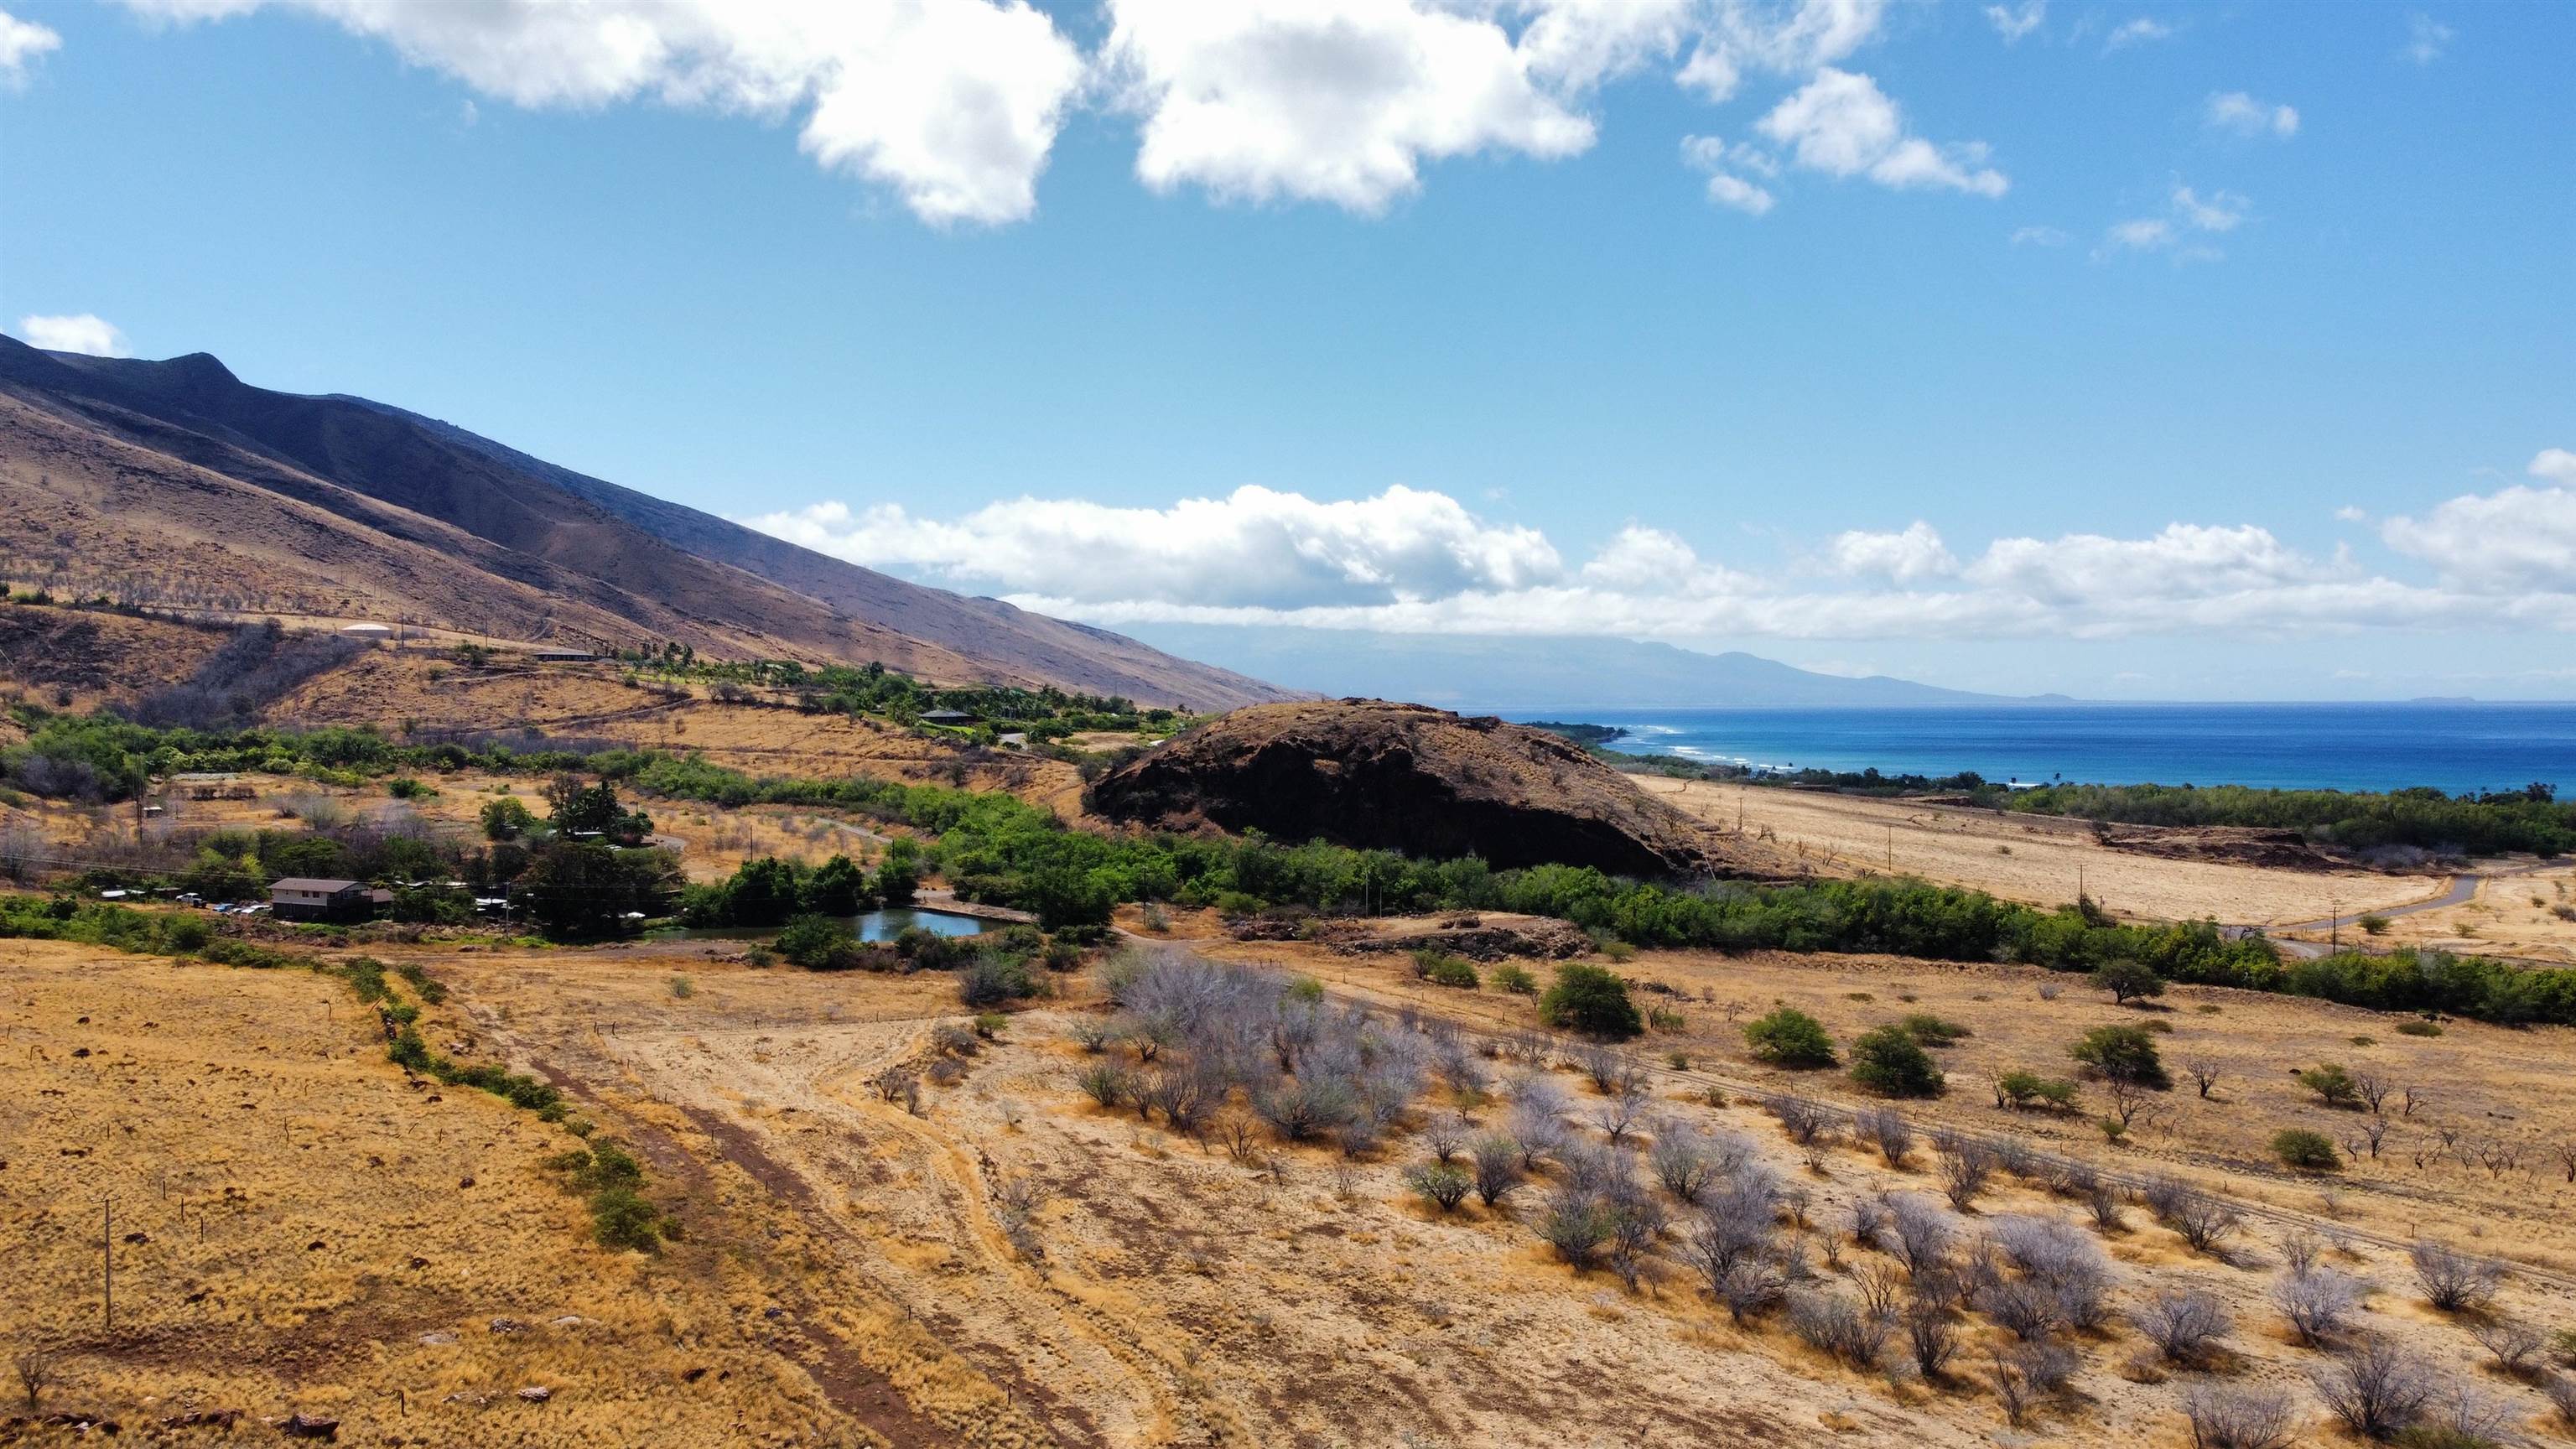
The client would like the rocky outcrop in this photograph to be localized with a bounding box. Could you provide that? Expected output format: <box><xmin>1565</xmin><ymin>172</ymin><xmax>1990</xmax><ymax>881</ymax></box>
<box><xmin>1090</xmin><ymin>699</ymin><xmax>1742</xmax><ymax>879</ymax></box>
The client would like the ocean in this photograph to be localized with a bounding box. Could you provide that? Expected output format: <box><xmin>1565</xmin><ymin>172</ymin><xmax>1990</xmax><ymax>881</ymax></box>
<box><xmin>1487</xmin><ymin>703</ymin><xmax>2576</xmax><ymax>795</ymax></box>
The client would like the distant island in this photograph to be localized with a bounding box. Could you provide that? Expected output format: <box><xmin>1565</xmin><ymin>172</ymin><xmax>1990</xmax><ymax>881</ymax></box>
<box><xmin>1124</xmin><ymin>626</ymin><xmax>2064</xmax><ymax>709</ymax></box>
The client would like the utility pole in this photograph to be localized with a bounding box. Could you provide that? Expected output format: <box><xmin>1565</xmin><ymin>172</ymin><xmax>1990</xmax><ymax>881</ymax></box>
<box><xmin>2329</xmin><ymin>900</ymin><xmax>2340</xmax><ymax>953</ymax></box>
<box><xmin>102</xmin><ymin>1197</ymin><xmax>114</xmax><ymax>1332</ymax></box>
<box><xmin>1885</xmin><ymin>825</ymin><xmax>1893</xmax><ymax>872</ymax></box>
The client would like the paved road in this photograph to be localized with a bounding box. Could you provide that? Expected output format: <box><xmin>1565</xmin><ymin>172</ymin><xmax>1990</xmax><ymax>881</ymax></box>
<box><xmin>2274</xmin><ymin>872</ymin><xmax>2480</xmax><ymax>934</ymax></box>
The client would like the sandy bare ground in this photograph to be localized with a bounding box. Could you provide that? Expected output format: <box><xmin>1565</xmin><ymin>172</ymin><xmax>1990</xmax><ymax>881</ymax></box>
<box><xmin>1639</xmin><ymin>776</ymin><xmax>2448</xmax><ymax>927</ymax></box>
<box><xmin>16</xmin><ymin>919</ymin><xmax>2576</xmax><ymax>1446</ymax></box>
<box><xmin>2375</xmin><ymin>860</ymin><xmax>2576</xmax><ymax>964</ymax></box>
<box><xmin>438</xmin><ymin>931</ymin><xmax>2576</xmax><ymax>1447</ymax></box>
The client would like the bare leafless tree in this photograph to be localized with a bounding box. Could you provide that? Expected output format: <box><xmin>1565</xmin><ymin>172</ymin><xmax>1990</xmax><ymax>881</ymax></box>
<box><xmin>2422</xmin><ymin>1380</ymin><xmax>2519</xmax><ymax>1445</ymax></box>
<box><xmin>1786</xmin><ymin>1291</ymin><xmax>1889</xmax><ymax>1369</ymax></box>
<box><xmin>2274</xmin><ymin>1267</ymin><xmax>2361</xmax><ymax>1348</ymax></box>
<box><xmin>2313</xmin><ymin>1340</ymin><xmax>2433</xmax><ymax>1441</ymax></box>
<box><xmin>2103</xmin><ymin>1076</ymin><xmax>2159</xmax><ymax>1134</ymax></box>
<box><xmin>1422</xmin><ymin>1108</ymin><xmax>1470</xmax><ymax>1165</ymax></box>
<box><xmin>2163</xmin><ymin>1192</ymin><xmax>2242</xmax><ymax>1255</ymax></box>
<box><xmin>2183</xmin><ymin>1057</ymin><xmax>2223</xmax><ymax>1099</ymax></box>
<box><xmin>1881</xmin><ymin>1192</ymin><xmax>1955</xmax><ymax>1275</ymax></box>
<box><xmin>1902</xmin><ymin>1301</ymin><xmax>1957</xmax><ymax>1379</ymax></box>
<box><xmin>1506</xmin><ymin>1078</ymin><xmax>1571</xmax><ymax>1171</ymax></box>
<box><xmin>2475</xmin><ymin>1138</ymin><xmax>2522</xmax><ymax>1181</ymax></box>
<box><xmin>2134</xmin><ymin>1288</ymin><xmax>2231</xmax><ymax>1364</ymax></box>
<box><xmin>1604</xmin><ymin>1192</ymin><xmax>1667</xmax><ymax>1293</ymax></box>
<box><xmin>2544</xmin><ymin>1374</ymin><xmax>2576</xmax><ymax>1431</ymax></box>
<box><xmin>1936</xmin><ymin>1137</ymin><xmax>1997</xmax><ymax>1211</ymax></box>
<box><xmin>1649</xmin><ymin>1124</ymin><xmax>1717</xmax><ymax>1204</ymax></box>
<box><xmin>1852</xmin><ymin>1260</ymin><xmax>1906</xmax><ymax>1320</ymax></box>
<box><xmin>1469</xmin><ymin>1134</ymin><xmax>1524</xmax><ymax>1208</ymax></box>
<box><xmin>13</xmin><ymin>1349</ymin><xmax>55</xmax><ymax>1414</ymax></box>
<box><xmin>1767</xmin><ymin>1093</ymin><xmax>1834</xmax><ymax>1146</ymax></box>
<box><xmin>1594</xmin><ymin>1078</ymin><xmax>1651</xmax><ymax>1146</ymax></box>
<box><xmin>1987</xmin><ymin>1348</ymin><xmax>2036</xmax><ymax>1427</ymax></box>
<box><xmin>2467</xmin><ymin>1317</ymin><xmax>2545</xmax><ymax>1377</ymax></box>
<box><xmin>2179</xmin><ymin>1384</ymin><xmax>2298</xmax><ymax>1449</ymax></box>
<box><xmin>2278</xmin><ymin>1228</ymin><xmax>2324</xmax><ymax>1275</ymax></box>
<box><xmin>1856</xmin><ymin>1106</ymin><xmax>1913</xmax><ymax>1167</ymax></box>
<box><xmin>2410</xmin><ymin>1239</ymin><xmax>2503</xmax><ymax>1311</ymax></box>
<box><xmin>1685</xmin><ymin>1177</ymin><xmax>1780</xmax><ymax>1294</ymax></box>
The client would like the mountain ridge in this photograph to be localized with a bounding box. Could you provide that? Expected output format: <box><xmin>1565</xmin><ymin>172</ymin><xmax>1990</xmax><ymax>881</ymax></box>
<box><xmin>0</xmin><ymin>338</ymin><xmax>1295</xmax><ymax>710</ymax></box>
<box><xmin>1122</xmin><ymin>625</ymin><xmax>2063</xmax><ymax>709</ymax></box>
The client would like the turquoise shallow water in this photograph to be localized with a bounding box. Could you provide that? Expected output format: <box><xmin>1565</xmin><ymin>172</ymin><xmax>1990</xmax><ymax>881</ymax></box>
<box><xmin>1489</xmin><ymin>703</ymin><xmax>2576</xmax><ymax>794</ymax></box>
<box><xmin>652</xmin><ymin>906</ymin><xmax>993</xmax><ymax>943</ymax></box>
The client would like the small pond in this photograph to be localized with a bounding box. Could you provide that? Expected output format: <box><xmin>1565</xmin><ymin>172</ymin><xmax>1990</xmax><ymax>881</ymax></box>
<box><xmin>651</xmin><ymin>906</ymin><xmax>998</xmax><ymax>943</ymax></box>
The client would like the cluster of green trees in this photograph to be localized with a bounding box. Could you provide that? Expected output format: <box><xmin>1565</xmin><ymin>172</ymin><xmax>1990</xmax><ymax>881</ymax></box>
<box><xmin>2006</xmin><ymin>780</ymin><xmax>2570</xmax><ymax>857</ymax></box>
<box><xmin>677</xmin><ymin>840</ymin><xmax>919</xmax><ymax>927</ymax></box>
<box><xmin>15</xmin><ymin>708</ymin><xmax>2576</xmax><ymax>1026</ymax></box>
<box><xmin>605</xmin><ymin>652</ymin><xmax>1187</xmax><ymax>740</ymax></box>
<box><xmin>0</xmin><ymin>709</ymin><xmax>613</xmax><ymax>803</ymax></box>
<box><xmin>602</xmin><ymin>754</ymin><xmax>2576</xmax><ymax>1026</ymax></box>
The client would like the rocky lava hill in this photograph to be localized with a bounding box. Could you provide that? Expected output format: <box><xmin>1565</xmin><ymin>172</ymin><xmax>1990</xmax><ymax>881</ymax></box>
<box><xmin>1090</xmin><ymin>700</ymin><xmax>1757</xmax><ymax>879</ymax></box>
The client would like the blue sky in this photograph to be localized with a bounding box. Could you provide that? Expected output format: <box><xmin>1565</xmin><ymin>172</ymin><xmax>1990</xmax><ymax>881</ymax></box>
<box><xmin>3</xmin><ymin>0</ymin><xmax>2570</xmax><ymax>699</ymax></box>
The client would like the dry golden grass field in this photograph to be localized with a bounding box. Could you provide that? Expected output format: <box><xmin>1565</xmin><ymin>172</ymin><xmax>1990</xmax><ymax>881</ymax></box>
<box><xmin>1639</xmin><ymin>776</ymin><xmax>2469</xmax><ymax>929</ymax></box>
<box><xmin>11</xmin><ymin>910</ymin><xmax>2575</xmax><ymax>1446</ymax></box>
<box><xmin>10</xmin><ymin>629</ymin><xmax>2576</xmax><ymax>1444</ymax></box>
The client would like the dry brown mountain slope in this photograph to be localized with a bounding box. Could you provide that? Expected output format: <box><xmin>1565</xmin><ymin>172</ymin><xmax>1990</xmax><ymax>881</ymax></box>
<box><xmin>0</xmin><ymin>336</ymin><xmax>1291</xmax><ymax>709</ymax></box>
<box><xmin>1092</xmin><ymin>699</ymin><xmax>1785</xmax><ymax>878</ymax></box>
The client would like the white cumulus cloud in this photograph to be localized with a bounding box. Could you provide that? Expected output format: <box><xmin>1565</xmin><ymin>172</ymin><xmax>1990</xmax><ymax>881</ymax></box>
<box><xmin>749</xmin><ymin>484</ymin><xmax>1564</xmax><ymax>611</ymax></box>
<box><xmin>1983</xmin><ymin>1</ymin><xmax>2044</xmax><ymax>44</ymax></box>
<box><xmin>2204</xmin><ymin>91</ymin><xmax>2298</xmax><ymax>139</ymax></box>
<box><xmin>17</xmin><ymin>314</ymin><xmax>130</xmax><ymax>356</ymax></box>
<box><xmin>2382</xmin><ymin>449</ymin><xmax>2576</xmax><ymax>593</ymax></box>
<box><xmin>2100</xmin><ymin>183</ymin><xmax>2246</xmax><ymax>261</ymax></box>
<box><xmin>0</xmin><ymin>7</ymin><xmax>60</xmax><ymax>86</ymax></box>
<box><xmin>2103</xmin><ymin>17</ymin><xmax>2173</xmax><ymax>52</ymax></box>
<box><xmin>1753</xmin><ymin>67</ymin><xmax>2006</xmax><ymax>196</ymax></box>
<box><xmin>744</xmin><ymin>456</ymin><xmax>2576</xmax><ymax>647</ymax></box>
<box><xmin>110</xmin><ymin>0</ymin><xmax>1086</xmax><ymax>226</ymax></box>
<box><xmin>2403</xmin><ymin>11</ymin><xmax>2454</xmax><ymax>64</ymax></box>
<box><xmin>1100</xmin><ymin>0</ymin><xmax>1596</xmax><ymax>213</ymax></box>
<box><xmin>1829</xmin><ymin>522</ymin><xmax>1957</xmax><ymax>583</ymax></box>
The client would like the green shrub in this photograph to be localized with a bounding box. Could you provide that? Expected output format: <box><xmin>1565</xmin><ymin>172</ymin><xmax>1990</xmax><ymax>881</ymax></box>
<box><xmin>1490</xmin><ymin>962</ymin><xmax>1537</xmax><ymax>995</ymax></box>
<box><xmin>775</xmin><ymin>914</ymin><xmax>862</xmax><ymax>970</ymax></box>
<box><xmin>1898</xmin><ymin>1012</ymin><xmax>1971</xmax><ymax>1046</ymax></box>
<box><xmin>1412</xmin><ymin>950</ymin><xmax>1481</xmax><ymax>989</ymax></box>
<box><xmin>2070</xmin><ymin>1024</ymin><xmax>2169</xmax><ymax>1088</ymax></box>
<box><xmin>1848</xmin><ymin>1024</ymin><xmax>1945</xmax><ymax>1098</ymax></box>
<box><xmin>1743</xmin><ymin>1006</ymin><xmax>1836</xmax><ymax>1068</ymax></box>
<box><xmin>2272</xmin><ymin>1129</ymin><xmax>2341</xmax><ymax>1171</ymax></box>
<box><xmin>2357</xmin><ymin>913</ymin><xmax>2391</xmax><ymax>937</ymax></box>
<box><xmin>2395</xmin><ymin>1019</ymin><xmax>2443</xmax><ymax>1037</ymax></box>
<box><xmin>958</xmin><ymin>952</ymin><xmax>1041</xmax><ymax>1007</ymax></box>
<box><xmin>1539</xmin><ymin>963</ymin><xmax>1641</xmax><ymax>1040</ymax></box>
<box><xmin>1994</xmin><ymin>1070</ymin><xmax>2080</xmax><ymax>1111</ymax></box>
<box><xmin>669</xmin><ymin>974</ymin><xmax>694</xmax><ymax>999</ymax></box>
<box><xmin>1403</xmin><ymin>1161</ymin><xmax>1473</xmax><ymax>1212</ymax></box>
<box><xmin>386</xmin><ymin>776</ymin><xmax>433</xmax><ymax>799</ymax></box>
<box><xmin>2090</xmin><ymin>958</ymin><xmax>2166</xmax><ymax>1005</ymax></box>
<box><xmin>2296</xmin><ymin>1063</ymin><xmax>2361</xmax><ymax>1108</ymax></box>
